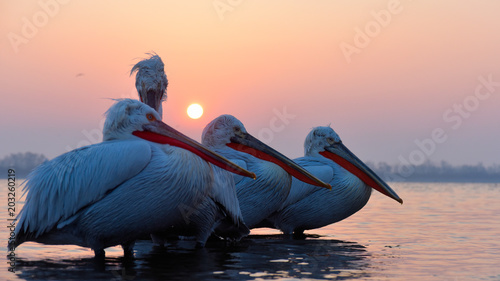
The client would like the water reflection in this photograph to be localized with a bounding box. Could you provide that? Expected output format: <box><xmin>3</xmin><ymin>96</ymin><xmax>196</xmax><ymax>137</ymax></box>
<box><xmin>6</xmin><ymin>183</ymin><xmax>500</xmax><ymax>280</ymax></box>
<box><xmin>14</xmin><ymin>235</ymin><xmax>370</xmax><ymax>280</ymax></box>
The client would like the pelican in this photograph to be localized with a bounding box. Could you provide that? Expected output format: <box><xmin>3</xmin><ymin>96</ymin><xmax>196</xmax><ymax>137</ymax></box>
<box><xmin>11</xmin><ymin>99</ymin><xmax>255</xmax><ymax>258</ymax></box>
<box><xmin>130</xmin><ymin>53</ymin><xmax>168</xmax><ymax>116</ymax></box>
<box><xmin>202</xmin><ymin>115</ymin><xmax>331</xmax><ymax>229</ymax></box>
<box><xmin>131</xmin><ymin>53</ymin><xmax>251</xmax><ymax>243</ymax></box>
<box><xmin>263</xmin><ymin>126</ymin><xmax>403</xmax><ymax>235</ymax></box>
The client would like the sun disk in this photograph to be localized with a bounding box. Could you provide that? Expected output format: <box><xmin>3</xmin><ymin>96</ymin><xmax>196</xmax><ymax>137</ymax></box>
<box><xmin>187</xmin><ymin>103</ymin><xmax>203</xmax><ymax>119</ymax></box>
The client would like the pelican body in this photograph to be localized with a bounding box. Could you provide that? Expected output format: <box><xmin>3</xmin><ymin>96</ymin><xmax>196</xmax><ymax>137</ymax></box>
<box><xmin>202</xmin><ymin>115</ymin><xmax>331</xmax><ymax>229</ymax></box>
<box><xmin>11</xmin><ymin>99</ymin><xmax>255</xmax><ymax>257</ymax></box>
<box><xmin>131</xmin><ymin>54</ymin><xmax>251</xmax><ymax>243</ymax></box>
<box><xmin>264</xmin><ymin>126</ymin><xmax>403</xmax><ymax>235</ymax></box>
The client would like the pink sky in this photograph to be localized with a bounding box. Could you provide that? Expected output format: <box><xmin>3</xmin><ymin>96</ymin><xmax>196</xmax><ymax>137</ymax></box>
<box><xmin>1</xmin><ymin>1</ymin><xmax>499</xmax><ymax>166</ymax></box>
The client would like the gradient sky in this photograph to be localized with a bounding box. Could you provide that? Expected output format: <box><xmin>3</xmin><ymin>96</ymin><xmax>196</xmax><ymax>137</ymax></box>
<box><xmin>1</xmin><ymin>1</ymin><xmax>499</xmax><ymax>167</ymax></box>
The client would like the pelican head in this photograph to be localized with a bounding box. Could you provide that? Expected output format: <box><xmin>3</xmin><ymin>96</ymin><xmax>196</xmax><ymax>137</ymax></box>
<box><xmin>202</xmin><ymin>115</ymin><xmax>331</xmax><ymax>189</ymax></box>
<box><xmin>130</xmin><ymin>53</ymin><xmax>168</xmax><ymax>117</ymax></box>
<box><xmin>103</xmin><ymin>99</ymin><xmax>162</xmax><ymax>141</ymax></box>
<box><xmin>305</xmin><ymin>126</ymin><xmax>403</xmax><ymax>204</ymax></box>
<box><xmin>202</xmin><ymin>114</ymin><xmax>247</xmax><ymax>149</ymax></box>
<box><xmin>103</xmin><ymin>99</ymin><xmax>255</xmax><ymax>179</ymax></box>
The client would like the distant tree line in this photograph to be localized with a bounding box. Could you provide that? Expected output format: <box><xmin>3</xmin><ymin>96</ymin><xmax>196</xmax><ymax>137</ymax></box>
<box><xmin>366</xmin><ymin>161</ymin><xmax>500</xmax><ymax>183</ymax></box>
<box><xmin>0</xmin><ymin>152</ymin><xmax>48</xmax><ymax>179</ymax></box>
<box><xmin>1</xmin><ymin>152</ymin><xmax>499</xmax><ymax>182</ymax></box>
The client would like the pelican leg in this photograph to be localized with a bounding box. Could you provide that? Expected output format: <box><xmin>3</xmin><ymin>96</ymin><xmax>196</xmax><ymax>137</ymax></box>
<box><xmin>94</xmin><ymin>248</ymin><xmax>105</xmax><ymax>259</ymax></box>
<box><xmin>121</xmin><ymin>241</ymin><xmax>135</xmax><ymax>258</ymax></box>
<box><xmin>194</xmin><ymin>226</ymin><xmax>211</xmax><ymax>249</ymax></box>
<box><xmin>195</xmin><ymin>229</ymin><xmax>211</xmax><ymax>249</ymax></box>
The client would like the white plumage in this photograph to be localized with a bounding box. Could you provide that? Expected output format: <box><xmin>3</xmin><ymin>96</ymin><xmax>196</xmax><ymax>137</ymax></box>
<box><xmin>131</xmin><ymin>54</ymin><xmax>251</xmax><ymax>243</ymax></box>
<box><xmin>264</xmin><ymin>126</ymin><xmax>403</xmax><ymax>235</ymax></box>
<box><xmin>12</xmin><ymin>99</ymin><xmax>253</xmax><ymax>257</ymax></box>
<box><xmin>130</xmin><ymin>53</ymin><xmax>168</xmax><ymax>116</ymax></box>
<box><xmin>202</xmin><ymin>115</ymin><xmax>331</xmax><ymax>229</ymax></box>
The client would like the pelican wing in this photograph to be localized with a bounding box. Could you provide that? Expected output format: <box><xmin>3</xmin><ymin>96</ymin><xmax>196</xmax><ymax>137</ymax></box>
<box><xmin>210</xmin><ymin>166</ymin><xmax>244</xmax><ymax>224</ymax></box>
<box><xmin>226</xmin><ymin>158</ymin><xmax>248</xmax><ymax>186</ymax></box>
<box><xmin>280</xmin><ymin>157</ymin><xmax>334</xmax><ymax>208</ymax></box>
<box><xmin>17</xmin><ymin>140</ymin><xmax>152</xmax><ymax>238</ymax></box>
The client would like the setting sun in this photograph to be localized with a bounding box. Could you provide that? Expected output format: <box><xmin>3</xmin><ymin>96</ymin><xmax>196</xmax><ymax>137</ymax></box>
<box><xmin>187</xmin><ymin>103</ymin><xmax>203</xmax><ymax>119</ymax></box>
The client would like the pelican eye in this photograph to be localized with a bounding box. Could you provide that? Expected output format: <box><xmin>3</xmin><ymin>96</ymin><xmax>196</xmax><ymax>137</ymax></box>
<box><xmin>234</xmin><ymin>126</ymin><xmax>241</xmax><ymax>133</ymax></box>
<box><xmin>327</xmin><ymin>137</ymin><xmax>335</xmax><ymax>144</ymax></box>
<box><xmin>146</xmin><ymin>113</ymin><xmax>156</xmax><ymax>121</ymax></box>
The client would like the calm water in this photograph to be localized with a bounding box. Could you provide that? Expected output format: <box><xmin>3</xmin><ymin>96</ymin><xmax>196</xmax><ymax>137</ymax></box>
<box><xmin>1</xmin><ymin>180</ymin><xmax>499</xmax><ymax>281</ymax></box>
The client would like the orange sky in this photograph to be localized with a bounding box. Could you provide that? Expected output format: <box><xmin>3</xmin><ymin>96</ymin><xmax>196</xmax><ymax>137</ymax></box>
<box><xmin>1</xmin><ymin>0</ymin><xmax>499</xmax><ymax>166</ymax></box>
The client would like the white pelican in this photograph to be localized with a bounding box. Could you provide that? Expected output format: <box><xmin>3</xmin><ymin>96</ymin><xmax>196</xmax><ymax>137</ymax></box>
<box><xmin>130</xmin><ymin>54</ymin><xmax>251</xmax><ymax>243</ymax></box>
<box><xmin>263</xmin><ymin>126</ymin><xmax>403</xmax><ymax>235</ymax></box>
<box><xmin>202</xmin><ymin>115</ymin><xmax>331</xmax><ymax>229</ymax></box>
<box><xmin>130</xmin><ymin>53</ymin><xmax>168</xmax><ymax>116</ymax></box>
<box><xmin>11</xmin><ymin>99</ymin><xmax>255</xmax><ymax>258</ymax></box>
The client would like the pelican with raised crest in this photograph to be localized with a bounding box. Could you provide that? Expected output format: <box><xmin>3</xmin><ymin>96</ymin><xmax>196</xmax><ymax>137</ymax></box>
<box><xmin>130</xmin><ymin>54</ymin><xmax>252</xmax><ymax>244</ymax></box>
